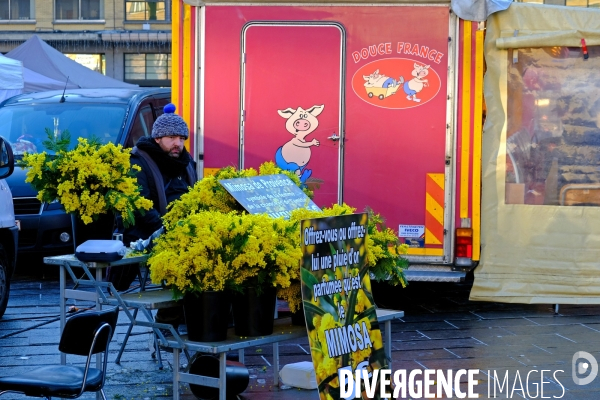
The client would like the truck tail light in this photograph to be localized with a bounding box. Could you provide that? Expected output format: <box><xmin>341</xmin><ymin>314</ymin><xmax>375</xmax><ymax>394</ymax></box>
<box><xmin>455</xmin><ymin>228</ymin><xmax>473</xmax><ymax>259</ymax></box>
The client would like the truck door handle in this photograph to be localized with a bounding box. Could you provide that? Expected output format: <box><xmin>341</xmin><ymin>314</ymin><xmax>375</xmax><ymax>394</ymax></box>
<box><xmin>327</xmin><ymin>133</ymin><xmax>340</xmax><ymax>141</ymax></box>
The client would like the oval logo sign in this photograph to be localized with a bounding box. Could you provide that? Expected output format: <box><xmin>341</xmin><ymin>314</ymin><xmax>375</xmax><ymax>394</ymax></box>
<box><xmin>351</xmin><ymin>58</ymin><xmax>441</xmax><ymax>110</ymax></box>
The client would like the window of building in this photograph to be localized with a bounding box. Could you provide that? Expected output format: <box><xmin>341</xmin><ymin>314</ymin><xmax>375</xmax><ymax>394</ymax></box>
<box><xmin>65</xmin><ymin>54</ymin><xmax>105</xmax><ymax>74</ymax></box>
<box><xmin>0</xmin><ymin>0</ymin><xmax>34</xmax><ymax>20</ymax></box>
<box><xmin>125</xmin><ymin>0</ymin><xmax>169</xmax><ymax>21</ymax></box>
<box><xmin>124</xmin><ymin>53</ymin><xmax>171</xmax><ymax>87</ymax></box>
<box><xmin>55</xmin><ymin>0</ymin><xmax>103</xmax><ymax>20</ymax></box>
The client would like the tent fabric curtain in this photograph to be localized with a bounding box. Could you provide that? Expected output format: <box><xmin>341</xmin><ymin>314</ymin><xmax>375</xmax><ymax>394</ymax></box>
<box><xmin>492</xmin><ymin>3</ymin><xmax>600</xmax><ymax>49</ymax></box>
<box><xmin>497</xmin><ymin>30</ymin><xmax>600</xmax><ymax>50</ymax></box>
<box><xmin>470</xmin><ymin>2</ymin><xmax>600</xmax><ymax>304</ymax></box>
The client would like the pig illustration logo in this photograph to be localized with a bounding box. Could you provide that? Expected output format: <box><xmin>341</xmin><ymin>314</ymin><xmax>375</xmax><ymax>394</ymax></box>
<box><xmin>363</xmin><ymin>69</ymin><xmax>400</xmax><ymax>89</ymax></box>
<box><xmin>363</xmin><ymin>69</ymin><xmax>402</xmax><ymax>100</ymax></box>
<box><xmin>401</xmin><ymin>63</ymin><xmax>430</xmax><ymax>102</ymax></box>
<box><xmin>352</xmin><ymin>59</ymin><xmax>441</xmax><ymax>109</ymax></box>
<box><xmin>275</xmin><ymin>104</ymin><xmax>324</xmax><ymax>183</ymax></box>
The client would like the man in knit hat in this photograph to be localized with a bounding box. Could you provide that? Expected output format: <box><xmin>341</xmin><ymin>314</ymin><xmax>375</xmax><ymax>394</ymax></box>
<box><xmin>108</xmin><ymin>103</ymin><xmax>197</xmax><ymax>327</ymax></box>
<box><xmin>124</xmin><ymin>103</ymin><xmax>196</xmax><ymax>243</ymax></box>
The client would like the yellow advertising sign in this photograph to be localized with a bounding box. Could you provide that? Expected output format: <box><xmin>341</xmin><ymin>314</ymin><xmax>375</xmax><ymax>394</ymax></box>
<box><xmin>300</xmin><ymin>213</ymin><xmax>387</xmax><ymax>399</ymax></box>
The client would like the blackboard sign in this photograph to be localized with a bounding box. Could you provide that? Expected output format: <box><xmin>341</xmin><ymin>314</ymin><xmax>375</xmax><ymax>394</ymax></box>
<box><xmin>220</xmin><ymin>174</ymin><xmax>321</xmax><ymax>219</ymax></box>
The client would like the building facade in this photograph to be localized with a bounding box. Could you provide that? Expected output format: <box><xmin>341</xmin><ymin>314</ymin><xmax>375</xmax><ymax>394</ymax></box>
<box><xmin>0</xmin><ymin>0</ymin><xmax>172</xmax><ymax>87</ymax></box>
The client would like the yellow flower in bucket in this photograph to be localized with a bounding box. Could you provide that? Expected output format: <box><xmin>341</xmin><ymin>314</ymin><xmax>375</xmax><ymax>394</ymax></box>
<box><xmin>18</xmin><ymin>130</ymin><xmax>152</xmax><ymax>226</ymax></box>
<box><xmin>148</xmin><ymin>210</ymin><xmax>302</xmax><ymax>298</ymax></box>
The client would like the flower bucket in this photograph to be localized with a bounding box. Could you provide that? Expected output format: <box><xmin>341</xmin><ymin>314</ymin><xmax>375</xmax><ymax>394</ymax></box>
<box><xmin>188</xmin><ymin>354</ymin><xmax>249</xmax><ymax>400</ymax></box>
<box><xmin>183</xmin><ymin>291</ymin><xmax>231</xmax><ymax>342</ymax></box>
<box><xmin>370</xmin><ymin>280</ymin><xmax>404</xmax><ymax>310</ymax></box>
<box><xmin>231</xmin><ymin>286</ymin><xmax>276</xmax><ymax>337</ymax></box>
<box><xmin>290</xmin><ymin>307</ymin><xmax>306</xmax><ymax>326</ymax></box>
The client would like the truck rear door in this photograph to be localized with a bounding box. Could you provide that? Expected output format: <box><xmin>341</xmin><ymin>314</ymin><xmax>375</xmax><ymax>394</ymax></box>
<box><xmin>240</xmin><ymin>23</ymin><xmax>344</xmax><ymax>208</ymax></box>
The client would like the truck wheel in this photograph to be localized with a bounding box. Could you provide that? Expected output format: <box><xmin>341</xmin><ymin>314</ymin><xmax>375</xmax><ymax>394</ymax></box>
<box><xmin>368</xmin><ymin>92</ymin><xmax>373</xmax><ymax>98</ymax></box>
<box><xmin>378</xmin><ymin>94</ymin><xmax>385</xmax><ymax>100</ymax></box>
<box><xmin>0</xmin><ymin>246</ymin><xmax>10</xmax><ymax>319</ymax></box>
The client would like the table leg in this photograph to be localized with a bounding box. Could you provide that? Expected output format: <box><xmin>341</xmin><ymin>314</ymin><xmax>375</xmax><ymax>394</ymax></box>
<box><xmin>219</xmin><ymin>352</ymin><xmax>227</xmax><ymax>400</ymax></box>
<box><xmin>239</xmin><ymin>349</ymin><xmax>244</xmax><ymax>364</ymax></box>
<box><xmin>116</xmin><ymin>308</ymin><xmax>139</xmax><ymax>364</ymax></box>
<box><xmin>95</xmin><ymin>268</ymin><xmax>103</xmax><ymax>371</ymax></box>
<box><xmin>273</xmin><ymin>343</ymin><xmax>279</xmax><ymax>386</ymax></box>
<box><xmin>173</xmin><ymin>349</ymin><xmax>180</xmax><ymax>400</ymax></box>
<box><xmin>95</xmin><ymin>268</ymin><xmax>104</xmax><ymax>400</ymax></box>
<box><xmin>60</xmin><ymin>265</ymin><xmax>66</xmax><ymax>365</ymax></box>
<box><xmin>95</xmin><ymin>268</ymin><xmax>103</xmax><ymax>310</ymax></box>
<box><xmin>385</xmin><ymin>320</ymin><xmax>392</xmax><ymax>370</ymax></box>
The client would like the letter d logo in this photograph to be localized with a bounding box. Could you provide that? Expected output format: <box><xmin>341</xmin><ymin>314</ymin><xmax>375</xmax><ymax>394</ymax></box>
<box><xmin>572</xmin><ymin>351</ymin><xmax>598</xmax><ymax>385</ymax></box>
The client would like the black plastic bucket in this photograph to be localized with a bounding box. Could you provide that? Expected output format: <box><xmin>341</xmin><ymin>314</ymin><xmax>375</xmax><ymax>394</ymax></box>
<box><xmin>290</xmin><ymin>308</ymin><xmax>306</xmax><ymax>326</ymax></box>
<box><xmin>183</xmin><ymin>291</ymin><xmax>231</xmax><ymax>342</ymax></box>
<box><xmin>188</xmin><ymin>354</ymin><xmax>250</xmax><ymax>400</ymax></box>
<box><xmin>231</xmin><ymin>286</ymin><xmax>276</xmax><ymax>336</ymax></box>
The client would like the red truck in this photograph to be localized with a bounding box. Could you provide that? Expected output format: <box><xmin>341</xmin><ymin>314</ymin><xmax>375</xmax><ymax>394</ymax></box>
<box><xmin>170</xmin><ymin>1</ymin><xmax>485</xmax><ymax>284</ymax></box>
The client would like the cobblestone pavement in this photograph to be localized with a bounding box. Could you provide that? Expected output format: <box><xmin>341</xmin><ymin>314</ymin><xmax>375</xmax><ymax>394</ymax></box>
<box><xmin>2</xmin><ymin>267</ymin><xmax>600</xmax><ymax>399</ymax></box>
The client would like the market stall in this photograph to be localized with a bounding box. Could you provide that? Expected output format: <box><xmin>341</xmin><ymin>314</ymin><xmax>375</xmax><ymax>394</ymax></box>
<box><xmin>471</xmin><ymin>2</ymin><xmax>600</xmax><ymax>303</ymax></box>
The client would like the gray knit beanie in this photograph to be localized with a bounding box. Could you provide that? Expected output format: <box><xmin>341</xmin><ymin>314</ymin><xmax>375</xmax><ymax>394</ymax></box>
<box><xmin>152</xmin><ymin>103</ymin><xmax>189</xmax><ymax>139</ymax></box>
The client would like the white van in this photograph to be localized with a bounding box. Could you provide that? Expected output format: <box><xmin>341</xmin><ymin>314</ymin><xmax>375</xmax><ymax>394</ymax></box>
<box><xmin>0</xmin><ymin>136</ymin><xmax>17</xmax><ymax>318</ymax></box>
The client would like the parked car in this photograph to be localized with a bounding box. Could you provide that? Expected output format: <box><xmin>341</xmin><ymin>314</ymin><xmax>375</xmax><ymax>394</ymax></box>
<box><xmin>0</xmin><ymin>88</ymin><xmax>171</xmax><ymax>261</ymax></box>
<box><xmin>0</xmin><ymin>136</ymin><xmax>17</xmax><ymax>318</ymax></box>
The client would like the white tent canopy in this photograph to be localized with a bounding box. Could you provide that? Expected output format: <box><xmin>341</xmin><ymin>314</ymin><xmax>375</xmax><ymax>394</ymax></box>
<box><xmin>450</xmin><ymin>0</ymin><xmax>512</xmax><ymax>21</ymax></box>
<box><xmin>6</xmin><ymin>35</ymin><xmax>137</xmax><ymax>89</ymax></box>
<box><xmin>0</xmin><ymin>52</ymin><xmax>80</xmax><ymax>102</ymax></box>
<box><xmin>0</xmin><ymin>54</ymin><xmax>23</xmax><ymax>90</ymax></box>
<box><xmin>0</xmin><ymin>54</ymin><xmax>23</xmax><ymax>103</ymax></box>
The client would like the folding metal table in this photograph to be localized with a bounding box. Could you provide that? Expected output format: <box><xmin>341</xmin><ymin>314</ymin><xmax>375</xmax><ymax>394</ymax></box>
<box><xmin>43</xmin><ymin>253</ymin><xmax>186</xmax><ymax>369</ymax></box>
<box><xmin>166</xmin><ymin>308</ymin><xmax>404</xmax><ymax>400</ymax></box>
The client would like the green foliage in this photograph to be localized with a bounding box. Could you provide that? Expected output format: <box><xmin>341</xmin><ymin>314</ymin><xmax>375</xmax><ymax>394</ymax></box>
<box><xmin>40</xmin><ymin>128</ymin><xmax>72</xmax><ymax>153</ymax></box>
<box><xmin>365</xmin><ymin>208</ymin><xmax>409</xmax><ymax>287</ymax></box>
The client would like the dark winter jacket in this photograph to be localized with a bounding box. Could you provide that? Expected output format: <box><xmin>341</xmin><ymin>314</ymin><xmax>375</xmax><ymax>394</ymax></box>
<box><xmin>122</xmin><ymin>136</ymin><xmax>197</xmax><ymax>244</ymax></box>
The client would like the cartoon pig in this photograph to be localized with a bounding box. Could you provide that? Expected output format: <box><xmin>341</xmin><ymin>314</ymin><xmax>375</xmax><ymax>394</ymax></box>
<box><xmin>401</xmin><ymin>63</ymin><xmax>430</xmax><ymax>102</ymax></box>
<box><xmin>275</xmin><ymin>104</ymin><xmax>324</xmax><ymax>183</ymax></box>
<box><xmin>363</xmin><ymin>69</ymin><xmax>400</xmax><ymax>88</ymax></box>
